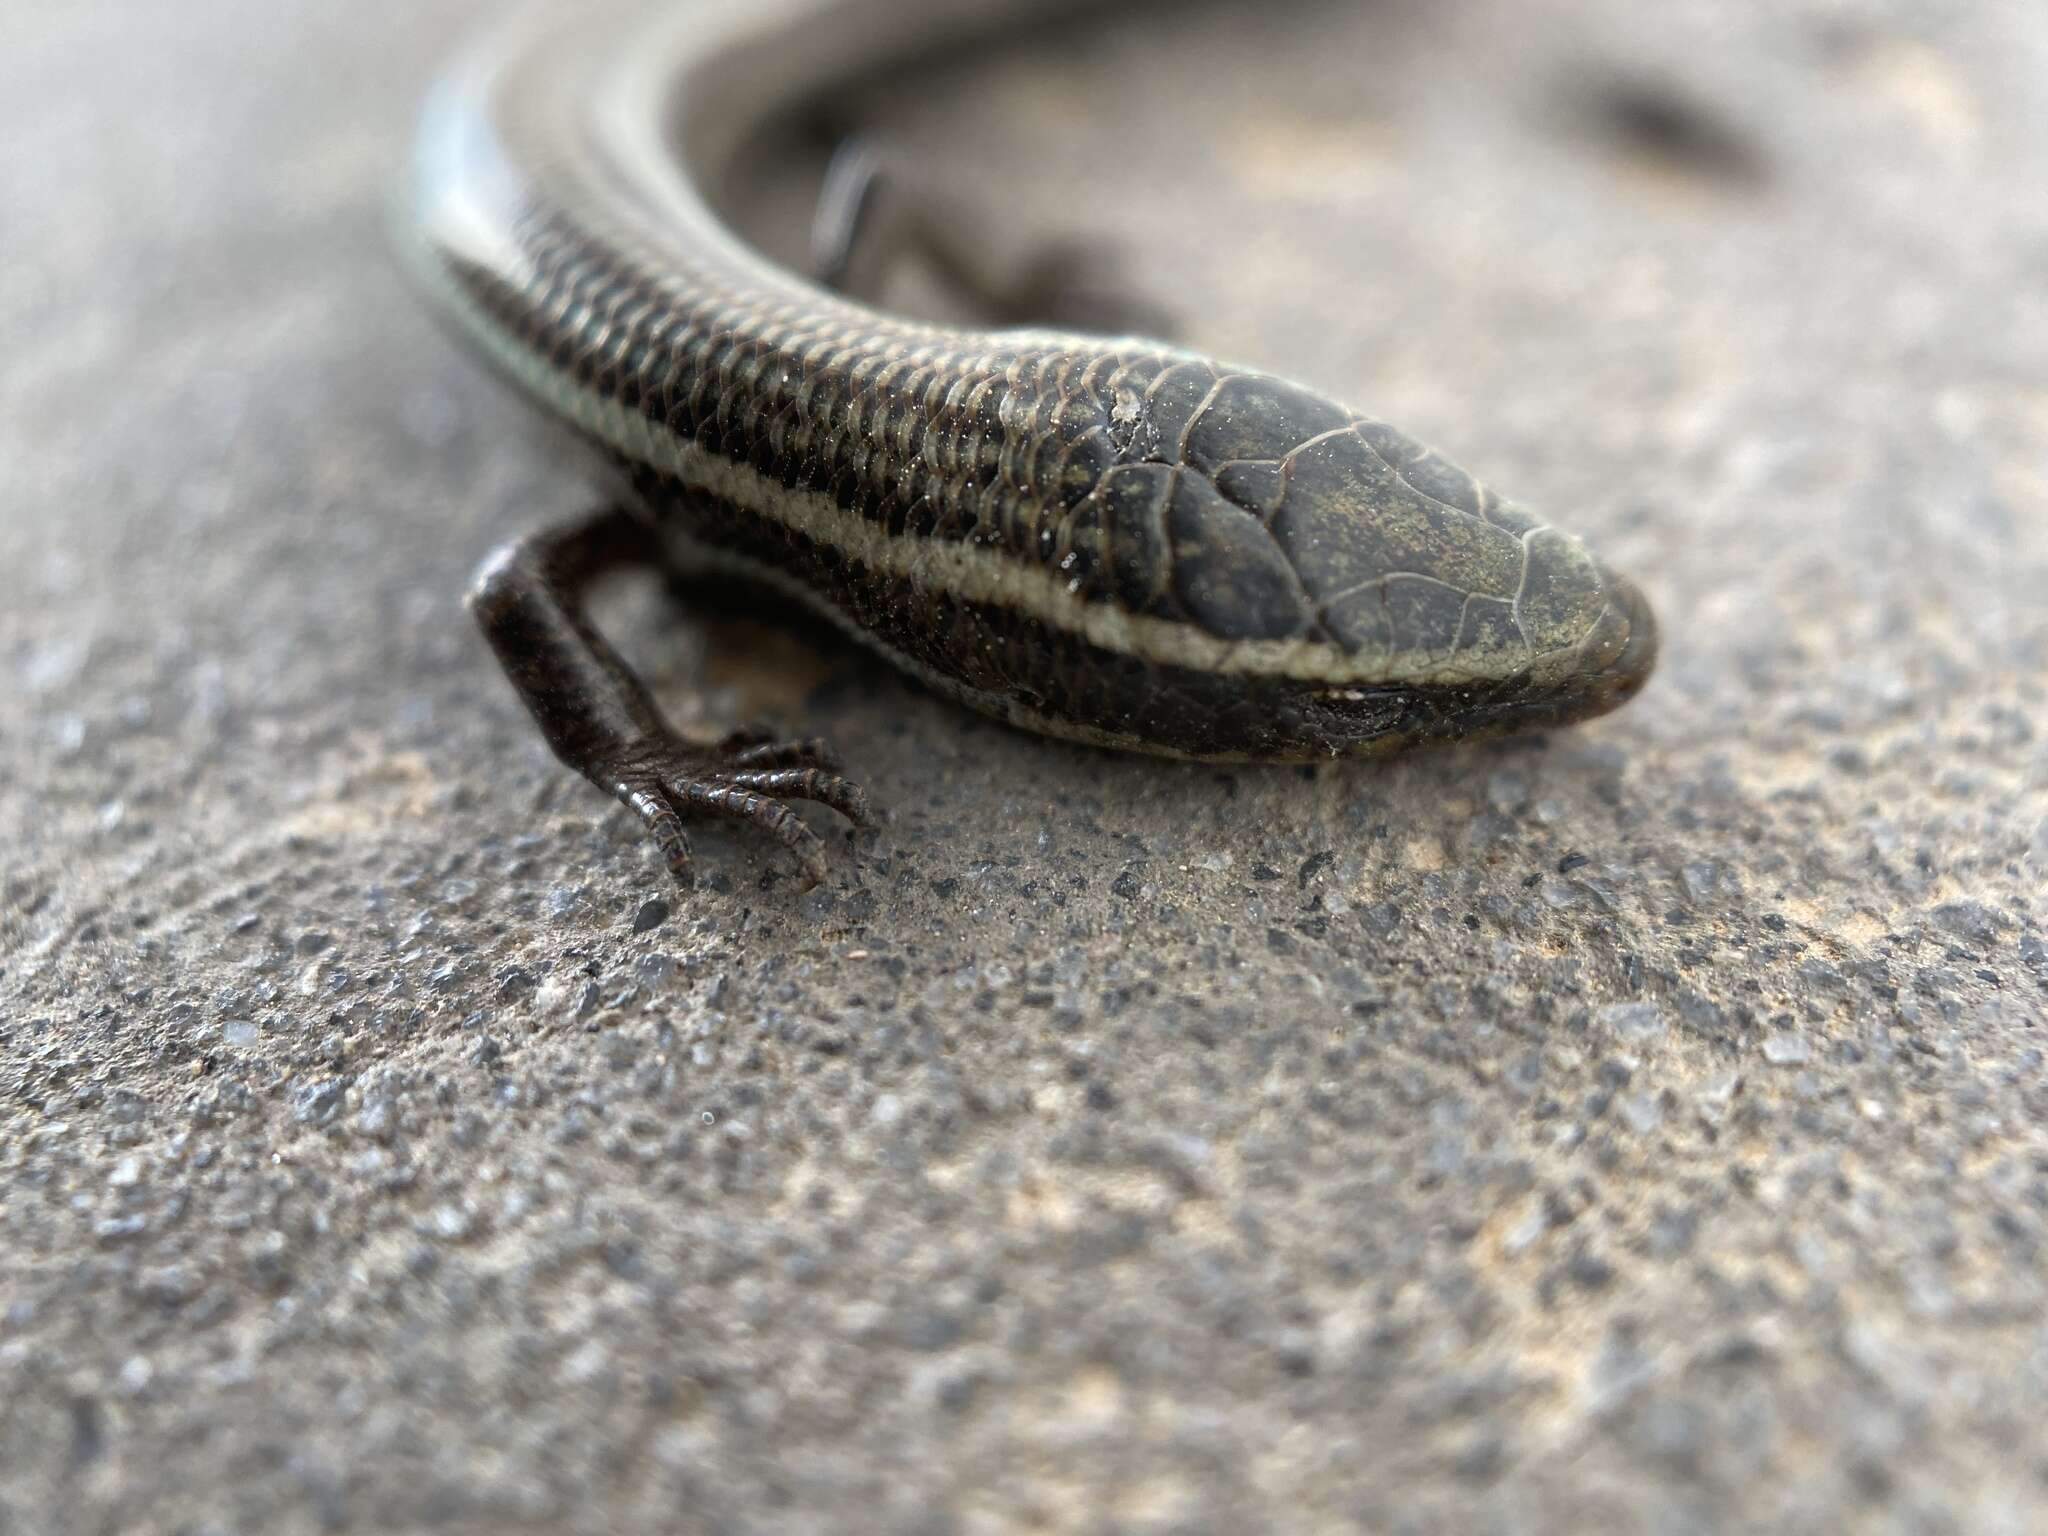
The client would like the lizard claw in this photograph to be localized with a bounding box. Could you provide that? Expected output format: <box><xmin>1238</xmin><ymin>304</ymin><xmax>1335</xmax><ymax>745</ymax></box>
<box><xmin>604</xmin><ymin>731</ymin><xmax>868</xmax><ymax>888</ymax></box>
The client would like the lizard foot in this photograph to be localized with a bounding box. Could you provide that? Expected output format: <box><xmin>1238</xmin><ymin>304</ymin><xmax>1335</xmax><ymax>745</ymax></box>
<box><xmin>597</xmin><ymin>730</ymin><xmax>869</xmax><ymax>889</ymax></box>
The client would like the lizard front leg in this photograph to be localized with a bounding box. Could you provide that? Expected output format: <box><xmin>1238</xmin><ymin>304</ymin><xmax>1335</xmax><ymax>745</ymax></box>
<box><xmin>468</xmin><ymin>507</ymin><xmax>868</xmax><ymax>887</ymax></box>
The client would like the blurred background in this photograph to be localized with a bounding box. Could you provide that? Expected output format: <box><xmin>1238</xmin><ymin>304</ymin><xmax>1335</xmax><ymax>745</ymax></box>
<box><xmin>3</xmin><ymin>1</ymin><xmax>2046</xmax><ymax>1531</ymax></box>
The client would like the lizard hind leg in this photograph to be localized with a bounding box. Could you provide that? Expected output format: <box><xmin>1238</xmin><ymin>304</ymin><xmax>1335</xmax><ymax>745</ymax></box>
<box><xmin>808</xmin><ymin>134</ymin><xmax>1179</xmax><ymax>340</ymax></box>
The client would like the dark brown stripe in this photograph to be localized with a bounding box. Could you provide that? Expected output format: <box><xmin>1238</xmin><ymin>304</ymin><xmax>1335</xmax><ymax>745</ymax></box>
<box><xmin>617</xmin><ymin>457</ymin><xmax>1619</xmax><ymax>759</ymax></box>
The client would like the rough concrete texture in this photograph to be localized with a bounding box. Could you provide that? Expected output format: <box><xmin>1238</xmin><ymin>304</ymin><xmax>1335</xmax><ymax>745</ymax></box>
<box><xmin>4</xmin><ymin>0</ymin><xmax>2047</xmax><ymax>1531</ymax></box>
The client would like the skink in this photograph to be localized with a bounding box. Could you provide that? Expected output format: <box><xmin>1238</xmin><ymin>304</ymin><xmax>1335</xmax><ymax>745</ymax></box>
<box><xmin>395</xmin><ymin>0</ymin><xmax>1657</xmax><ymax>885</ymax></box>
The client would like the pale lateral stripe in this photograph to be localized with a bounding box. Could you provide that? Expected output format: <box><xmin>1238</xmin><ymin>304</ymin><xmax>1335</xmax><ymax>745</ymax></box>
<box><xmin>419</xmin><ymin>250</ymin><xmax>1583</xmax><ymax>690</ymax></box>
<box><xmin>654</xmin><ymin>527</ymin><xmax>1360</xmax><ymax>763</ymax></box>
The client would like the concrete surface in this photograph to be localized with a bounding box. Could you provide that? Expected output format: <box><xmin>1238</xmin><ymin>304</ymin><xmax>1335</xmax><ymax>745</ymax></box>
<box><xmin>5</xmin><ymin>1</ymin><xmax>2048</xmax><ymax>1532</ymax></box>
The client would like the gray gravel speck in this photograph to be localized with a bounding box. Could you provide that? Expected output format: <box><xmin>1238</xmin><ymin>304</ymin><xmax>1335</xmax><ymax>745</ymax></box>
<box><xmin>1762</xmin><ymin>1032</ymin><xmax>1812</xmax><ymax>1066</ymax></box>
<box><xmin>1598</xmin><ymin>1002</ymin><xmax>1666</xmax><ymax>1044</ymax></box>
<box><xmin>1930</xmin><ymin>901</ymin><xmax>2008</xmax><ymax>945</ymax></box>
<box><xmin>1618</xmin><ymin>1093</ymin><xmax>1664</xmax><ymax>1135</ymax></box>
<box><xmin>290</xmin><ymin>1080</ymin><xmax>346</xmax><ymax>1126</ymax></box>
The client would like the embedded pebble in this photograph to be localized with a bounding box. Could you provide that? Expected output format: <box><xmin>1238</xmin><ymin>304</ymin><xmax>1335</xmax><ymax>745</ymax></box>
<box><xmin>1762</xmin><ymin>1032</ymin><xmax>1812</xmax><ymax>1066</ymax></box>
